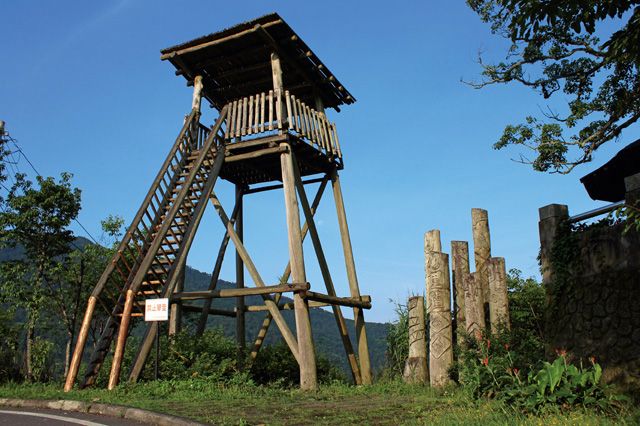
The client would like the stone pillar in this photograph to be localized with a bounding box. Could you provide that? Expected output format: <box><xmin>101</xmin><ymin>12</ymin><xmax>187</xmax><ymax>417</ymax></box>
<box><xmin>471</xmin><ymin>208</ymin><xmax>491</xmax><ymax>320</ymax></box>
<box><xmin>403</xmin><ymin>296</ymin><xmax>428</xmax><ymax>384</ymax></box>
<box><xmin>463</xmin><ymin>272</ymin><xmax>485</xmax><ymax>340</ymax></box>
<box><xmin>487</xmin><ymin>257</ymin><xmax>510</xmax><ymax>331</ymax></box>
<box><xmin>424</xmin><ymin>230</ymin><xmax>442</xmax><ymax>310</ymax></box>
<box><xmin>426</xmin><ymin>252</ymin><xmax>453</xmax><ymax>387</ymax></box>
<box><xmin>451</xmin><ymin>241</ymin><xmax>470</xmax><ymax>326</ymax></box>
<box><xmin>538</xmin><ymin>204</ymin><xmax>569</xmax><ymax>286</ymax></box>
<box><xmin>625</xmin><ymin>173</ymin><xmax>640</xmax><ymax>205</ymax></box>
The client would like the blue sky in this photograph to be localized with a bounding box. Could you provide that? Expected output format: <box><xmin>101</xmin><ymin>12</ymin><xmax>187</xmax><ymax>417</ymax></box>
<box><xmin>2</xmin><ymin>1</ymin><xmax>637</xmax><ymax>323</ymax></box>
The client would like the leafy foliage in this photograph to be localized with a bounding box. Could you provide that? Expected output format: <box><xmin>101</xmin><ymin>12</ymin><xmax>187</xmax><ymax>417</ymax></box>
<box><xmin>458</xmin><ymin>332</ymin><xmax>624</xmax><ymax>414</ymax></box>
<box><xmin>504</xmin><ymin>354</ymin><xmax>626</xmax><ymax>414</ymax></box>
<box><xmin>0</xmin><ymin>172</ymin><xmax>81</xmax><ymax>380</ymax></box>
<box><xmin>467</xmin><ymin>0</ymin><xmax>640</xmax><ymax>173</ymax></box>
<box><xmin>382</xmin><ymin>301</ymin><xmax>410</xmax><ymax>377</ymax></box>
<box><xmin>0</xmin><ymin>309</ymin><xmax>21</xmax><ymax>382</ymax></box>
<box><xmin>251</xmin><ymin>342</ymin><xmax>346</xmax><ymax>387</ymax></box>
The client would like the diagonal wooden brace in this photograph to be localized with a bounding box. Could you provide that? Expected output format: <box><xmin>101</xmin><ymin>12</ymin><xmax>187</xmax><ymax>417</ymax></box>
<box><xmin>208</xmin><ymin>191</ymin><xmax>300</xmax><ymax>362</ymax></box>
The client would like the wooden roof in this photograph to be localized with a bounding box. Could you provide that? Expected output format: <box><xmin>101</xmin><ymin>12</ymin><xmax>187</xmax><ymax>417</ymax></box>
<box><xmin>160</xmin><ymin>13</ymin><xmax>355</xmax><ymax>111</ymax></box>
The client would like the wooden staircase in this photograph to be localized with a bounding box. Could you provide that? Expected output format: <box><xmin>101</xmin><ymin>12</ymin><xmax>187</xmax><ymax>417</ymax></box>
<box><xmin>77</xmin><ymin>106</ymin><xmax>229</xmax><ymax>388</ymax></box>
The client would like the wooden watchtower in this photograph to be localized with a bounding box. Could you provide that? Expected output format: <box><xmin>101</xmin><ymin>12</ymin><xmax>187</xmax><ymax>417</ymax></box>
<box><xmin>64</xmin><ymin>13</ymin><xmax>372</xmax><ymax>391</ymax></box>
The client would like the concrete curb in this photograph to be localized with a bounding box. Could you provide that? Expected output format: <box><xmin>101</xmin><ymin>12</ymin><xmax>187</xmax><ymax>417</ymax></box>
<box><xmin>0</xmin><ymin>398</ymin><xmax>207</xmax><ymax>425</ymax></box>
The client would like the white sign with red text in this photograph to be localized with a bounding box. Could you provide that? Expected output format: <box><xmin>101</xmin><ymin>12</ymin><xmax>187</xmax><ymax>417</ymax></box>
<box><xmin>145</xmin><ymin>298</ymin><xmax>169</xmax><ymax>321</ymax></box>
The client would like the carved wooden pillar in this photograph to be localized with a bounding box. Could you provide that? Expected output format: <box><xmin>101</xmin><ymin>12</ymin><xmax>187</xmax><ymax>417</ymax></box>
<box><xmin>451</xmin><ymin>241</ymin><xmax>470</xmax><ymax>327</ymax></box>
<box><xmin>403</xmin><ymin>296</ymin><xmax>428</xmax><ymax>384</ymax></box>
<box><xmin>463</xmin><ymin>272</ymin><xmax>485</xmax><ymax>340</ymax></box>
<box><xmin>488</xmin><ymin>257</ymin><xmax>510</xmax><ymax>331</ymax></box>
<box><xmin>426</xmin><ymin>252</ymin><xmax>453</xmax><ymax>387</ymax></box>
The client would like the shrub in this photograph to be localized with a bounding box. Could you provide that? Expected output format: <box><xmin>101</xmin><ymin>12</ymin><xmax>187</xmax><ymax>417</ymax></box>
<box><xmin>0</xmin><ymin>309</ymin><xmax>21</xmax><ymax>383</ymax></box>
<box><xmin>251</xmin><ymin>342</ymin><xmax>345</xmax><ymax>387</ymax></box>
<box><xmin>30</xmin><ymin>337</ymin><xmax>55</xmax><ymax>382</ymax></box>
<box><xmin>158</xmin><ymin>329</ymin><xmax>240</xmax><ymax>382</ymax></box>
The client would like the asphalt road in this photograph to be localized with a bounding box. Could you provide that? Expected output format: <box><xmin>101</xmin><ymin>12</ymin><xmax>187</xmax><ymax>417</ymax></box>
<box><xmin>0</xmin><ymin>408</ymin><xmax>146</xmax><ymax>425</ymax></box>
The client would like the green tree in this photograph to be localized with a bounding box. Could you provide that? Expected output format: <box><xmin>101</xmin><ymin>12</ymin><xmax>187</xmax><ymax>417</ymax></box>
<box><xmin>467</xmin><ymin>0</ymin><xmax>640</xmax><ymax>173</ymax></box>
<box><xmin>0</xmin><ymin>172</ymin><xmax>81</xmax><ymax>380</ymax></box>
<box><xmin>49</xmin><ymin>214</ymin><xmax>123</xmax><ymax>376</ymax></box>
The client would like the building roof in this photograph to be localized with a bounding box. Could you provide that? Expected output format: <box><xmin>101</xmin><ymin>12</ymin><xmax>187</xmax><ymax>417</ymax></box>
<box><xmin>160</xmin><ymin>13</ymin><xmax>355</xmax><ymax>111</ymax></box>
<box><xmin>580</xmin><ymin>139</ymin><xmax>640</xmax><ymax>202</ymax></box>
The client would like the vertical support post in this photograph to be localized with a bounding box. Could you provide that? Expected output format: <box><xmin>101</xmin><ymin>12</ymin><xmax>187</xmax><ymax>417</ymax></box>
<box><xmin>624</xmin><ymin>173</ymin><xmax>640</xmax><ymax>206</ymax></box>
<box><xmin>488</xmin><ymin>257</ymin><xmax>510</xmax><ymax>331</ymax></box>
<box><xmin>463</xmin><ymin>272</ymin><xmax>485</xmax><ymax>340</ymax></box>
<box><xmin>191</xmin><ymin>75</ymin><xmax>204</xmax><ymax>112</ymax></box>
<box><xmin>271</xmin><ymin>53</ymin><xmax>284</xmax><ymax>132</ymax></box>
<box><xmin>403</xmin><ymin>296</ymin><xmax>428</xmax><ymax>384</ymax></box>
<box><xmin>280</xmin><ymin>145</ymin><xmax>317</xmax><ymax>390</ymax></box>
<box><xmin>108</xmin><ymin>290</ymin><xmax>135</xmax><ymax>390</ymax></box>
<box><xmin>235</xmin><ymin>184</ymin><xmax>246</xmax><ymax>365</ymax></box>
<box><xmin>331</xmin><ymin>171</ymin><xmax>373</xmax><ymax>385</ymax></box>
<box><xmin>426</xmin><ymin>252</ymin><xmax>453</xmax><ymax>387</ymax></box>
<box><xmin>538</xmin><ymin>204</ymin><xmax>569</xmax><ymax>286</ymax></box>
<box><xmin>451</xmin><ymin>241</ymin><xmax>470</xmax><ymax>327</ymax></box>
<box><xmin>155</xmin><ymin>325</ymin><xmax>160</xmax><ymax>380</ymax></box>
<box><xmin>64</xmin><ymin>296</ymin><xmax>97</xmax><ymax>392</ymax></box>
<box><xmin>168</xmin><ymin>262</ymin><xmax>184</xmax><ymax>336</ymax></box>
<box><xmin>471</xmin><ymin>208</ymin><xmax>491</xmax><ymax>325</ymax></box>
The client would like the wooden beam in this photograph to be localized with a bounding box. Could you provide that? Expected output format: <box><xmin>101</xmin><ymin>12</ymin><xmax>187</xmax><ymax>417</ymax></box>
<box><xmin>172</xmin><ymin>283</ymin><xmax>310</xmax><ymax>300</ymax></box>
<box><xmin>195</xmin><ymin>192</ymin><xmax>242</xmax><ymax>336</ymax></box>
<box><xmin>305</xmin><ymin>292</ymin><xmax>372</xmax><ymax>309</ymax></box>
<box><xmin>181</xmin><ymin>304</ymin><xmax>236</xmax><ymax>317</ymax></box>
<box><xmin>64</xmin><ymin>296</ymin><xmax>96</xmax><ymax>392</ymax></box>
<box><xmin>208</xmin><ymin>190</ymin><xmax>300</xmax><ymax>362</ymax></box>
<box><xmin>108</xmin><ymin>290</ymin><xmax>134</xmax><ymax>390</ymax></box>
<box><xmin>248</xmin><ymin>175</ymin><xmax>329</xmax><ymax>360</ymax></box>
<box><xmin>235</xmin><ymin>184</ymin><xmax>246</xmax><ymax>361</ymax></box>
<box><xmin>331</xmin><ymin>170</ymin><xmax>373</xmax><ymax>384</ymax></box>
<box><xmin>245</xmin><ymin>177</ymin><xmax>325</xmax><ymax>195</ymax></box>
<box><xmin>225</xmin><ymin>146</ymin><xmax>287</xmax><ymax>163</ymax></box>
<box><xmin>160</xmin><ymin>20</ymin><xmax>283</xmax><ymax>60</ymax></box>
<box><xmin>291</xmin><ymin>155</ymin><xmax>362</xmax><ymax>384</ymax></box>
<box><xmin>244</xmin><ymin>300</ymin><xmax>331</xmax><ymax>312</ymax></box>
<box><xmin>280</xmin><ymin>145</ymin><xmax>317</xmax><ymax>391</ymax></box>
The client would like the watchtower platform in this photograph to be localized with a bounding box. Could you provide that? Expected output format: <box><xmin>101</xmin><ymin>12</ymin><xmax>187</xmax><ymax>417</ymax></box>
<box><xmin>64</xmin><ymin>13</ymin><xmax>372</xmax><ymax>392</ymax></box>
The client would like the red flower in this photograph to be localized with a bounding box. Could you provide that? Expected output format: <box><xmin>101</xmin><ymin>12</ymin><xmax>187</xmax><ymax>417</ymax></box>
<box><xmin>482</xmin><ymin>357</ymin><xmax>489</xmax><ymax>366</ymax></box>
<box><xmin>589</xmin><ymin>356</ymin><xmax>596</xmax><ymax>364</ymax></box>
<box><xmin>486</xmin><ymin>339</ymin><xmax>491</xmax><ymax>350</ymax></box>
<box><xmin>555</xmin><ymin>348</ymin><xmax>567</xmax><ymax>357</ymax></box>
<box><xmin>504</xmin><ymin>343</ymin><xmax>510</xmax><ymax>351</ymax></box>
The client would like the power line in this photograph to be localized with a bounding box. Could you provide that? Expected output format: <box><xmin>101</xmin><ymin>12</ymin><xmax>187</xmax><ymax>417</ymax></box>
<box><xmin>0</xmin><ymin>128</ymin><xmax>99</xmax><ymax>245</ymax></box>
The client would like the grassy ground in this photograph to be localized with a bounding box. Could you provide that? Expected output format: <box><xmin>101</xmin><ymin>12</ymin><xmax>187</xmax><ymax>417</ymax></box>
<box><xmin>0</xmin><ymin>380</ymin><xmax>637</xmax><ymax>425</ymax></box>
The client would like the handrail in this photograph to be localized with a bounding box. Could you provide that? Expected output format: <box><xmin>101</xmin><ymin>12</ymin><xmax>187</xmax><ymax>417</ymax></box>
<box><xmin>224</xmin><ymin>90</ymin><xmax>342</xmax><ymax>159</ymax></box>
<box><xmin>568</xmin><ymin>200</ymin><xmax>625</xmax><ymax>224</ymax></box>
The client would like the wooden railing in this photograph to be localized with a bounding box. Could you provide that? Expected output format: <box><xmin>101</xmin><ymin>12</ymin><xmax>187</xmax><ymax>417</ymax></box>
<box><xmin>224</xmin><ymin>90</ymin><xmax>342</xmax><ymax>159</ymax></box>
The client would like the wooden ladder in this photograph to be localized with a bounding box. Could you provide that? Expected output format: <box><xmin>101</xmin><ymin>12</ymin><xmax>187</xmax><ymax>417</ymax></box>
<box><xmin>75</xmin><ymin>107</ymin><xmax>229</xmax><ymax>388</ymax></box>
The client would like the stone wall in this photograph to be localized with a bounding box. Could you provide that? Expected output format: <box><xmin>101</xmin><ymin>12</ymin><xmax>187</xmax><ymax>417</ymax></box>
<box><xmin>544</xmin><ymin>222</ymin><xmax>640</xmax><ymax>387</ymax></box>
<box><xmin>539</xmin><ymin>175</ymin><xmax>640</xmax><ymax>391</ymax></box>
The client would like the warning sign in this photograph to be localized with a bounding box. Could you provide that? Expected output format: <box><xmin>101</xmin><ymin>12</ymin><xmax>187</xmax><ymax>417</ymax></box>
<box><xmin>145</xmin><ymin>298</ymin><xmax>169</xmax><ymax>321</ymax></box>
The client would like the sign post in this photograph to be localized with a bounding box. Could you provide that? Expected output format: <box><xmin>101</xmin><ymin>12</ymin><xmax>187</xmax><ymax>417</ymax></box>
<box><xmin>145</xmin><ymin>298</ymin><xmax>169</xmax><ymax>380</ymax></box>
